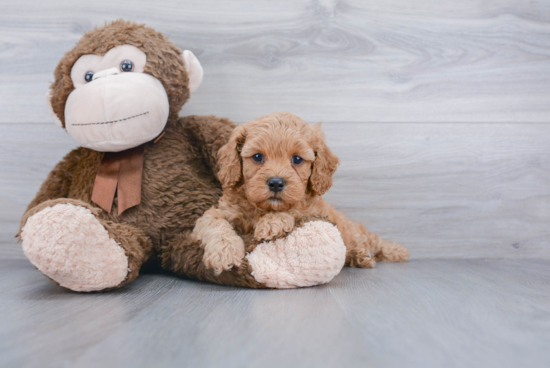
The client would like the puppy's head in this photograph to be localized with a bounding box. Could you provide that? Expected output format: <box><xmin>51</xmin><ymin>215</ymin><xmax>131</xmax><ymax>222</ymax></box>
<box><xmin>217</xmin><ymin>112</ymin><xmax>339</xmax><ymax>211</ymax></box>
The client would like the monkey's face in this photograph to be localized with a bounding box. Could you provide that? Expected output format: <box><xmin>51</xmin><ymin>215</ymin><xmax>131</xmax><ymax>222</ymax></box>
<box><xmin>47</xmin><ymin>21</ymin><xmax>204</xmax><ymax>153</ymax></box>
<box><xmin>62</xmin><ymin>45</ymin><xmax>168</xmax><ymax>152</ymax></box>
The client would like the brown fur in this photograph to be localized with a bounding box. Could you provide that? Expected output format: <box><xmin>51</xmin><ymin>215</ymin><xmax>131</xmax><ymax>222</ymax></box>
<box><xmin>50</xmin><ymin>20</ymin><xmax>189</xmax><ymax>127</ymax></box>
<box><xmin>18</xmin><ymin>20</ymin><xmax>267</xmax><ymax>289</ymax></box>
<box><xmin>194</xmin><ymin>112</ymin><xmax>410</xmax><ymax>274</ymax></box>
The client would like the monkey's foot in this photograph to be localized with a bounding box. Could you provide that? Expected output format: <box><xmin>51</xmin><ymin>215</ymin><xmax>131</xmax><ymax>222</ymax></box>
<box><xmin>247</xmin><ymin>221</ymin><xmax>346</xmax><ymax>288</ymax></box>
<box><xmin>21</xmin><ymin>203</ymin><xmax>129</xmax><ymax>292</ymax></box>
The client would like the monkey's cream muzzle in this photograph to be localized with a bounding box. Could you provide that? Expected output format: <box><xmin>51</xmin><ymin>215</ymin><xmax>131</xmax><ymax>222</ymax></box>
<box><xmin>65</xmin><ymin>70</ymin><xmax>169</xmax><ymax>152</ymax></box>
<box><xmin>46</xmin><ymin>44</ymin><xmax>203</xmax><ymax>152</ymax></box>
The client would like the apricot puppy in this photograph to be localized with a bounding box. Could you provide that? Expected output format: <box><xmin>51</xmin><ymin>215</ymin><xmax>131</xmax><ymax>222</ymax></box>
<box><xmin>193</xmin><ymin>112</ymin><xmax>409</xmax><ymax>275</ymax></box>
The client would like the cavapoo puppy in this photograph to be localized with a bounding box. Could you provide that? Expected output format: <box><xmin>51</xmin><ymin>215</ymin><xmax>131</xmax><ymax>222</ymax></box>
<box><xmin>193</xmin><ymin>112</ymin><xmax>409</xmax><ymax>275</ymax></box>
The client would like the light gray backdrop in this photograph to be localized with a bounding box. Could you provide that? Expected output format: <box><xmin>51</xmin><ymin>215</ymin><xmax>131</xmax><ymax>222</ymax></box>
<box><xmin>1</xmin><ymin>0</ymin><xmax>549</xmax><ymax>259</ymax></box>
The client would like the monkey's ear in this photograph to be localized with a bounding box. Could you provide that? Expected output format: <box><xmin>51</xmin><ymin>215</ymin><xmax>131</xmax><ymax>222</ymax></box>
<box><xmin>45</xmin><ymin>91</ymin><xmax>63</xmax><ymax>127</ymax></box>
<box><xmin>182</xmin><ymin>50</ymin><xmax>203</xmax><ymax>94</ymax></box>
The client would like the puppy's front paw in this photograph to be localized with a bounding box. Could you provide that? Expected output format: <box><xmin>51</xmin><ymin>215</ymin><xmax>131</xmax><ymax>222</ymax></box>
<box><xmin>202</xmin><ymin>234</ymin><xmax>245</xmax><ymax>275</ymax></box>
<box><xmin>254</xmin><ymin>213</ymin><xmax>295</xmax><ymax>242</ymax></box>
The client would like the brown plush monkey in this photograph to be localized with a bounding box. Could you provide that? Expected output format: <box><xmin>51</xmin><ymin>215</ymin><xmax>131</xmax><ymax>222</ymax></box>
<box><xmin>17</xmin><ymin>20</ymin><xmax>346</xmax><ymax>292</ymax></box>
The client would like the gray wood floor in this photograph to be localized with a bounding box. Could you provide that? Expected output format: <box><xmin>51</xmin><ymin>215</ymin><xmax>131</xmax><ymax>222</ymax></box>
<box><xmin>1</xmin><ymin>259</ymin><xmax>549</xmax><ymax>368</ymax></box>
<box><xmin>1</xmin><ymin>1</ymin><xmax>549</xmax><ymax>367</ymax></box>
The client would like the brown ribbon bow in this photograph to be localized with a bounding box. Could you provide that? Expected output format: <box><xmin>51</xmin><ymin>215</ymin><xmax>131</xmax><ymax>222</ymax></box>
<box><xmin>91</xmin><ymin>145</ymin><xmax>145</xmax><ymax>215</ymax></box>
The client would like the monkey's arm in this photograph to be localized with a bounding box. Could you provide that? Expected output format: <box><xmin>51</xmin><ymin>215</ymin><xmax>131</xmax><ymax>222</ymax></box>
<box><xmin>178</xmin><ymin>115</ymin><xmax>236</xmax><ymax>171</ymax></box>
<box><xmin>162</xmin><ymin>219</ymin><xmax>347</xmax><ymax>289</ymax></box>
<box><xmin>161</xmin><ymin>229</ymin><xmax>266</xmax><ymax>288</ymax></box>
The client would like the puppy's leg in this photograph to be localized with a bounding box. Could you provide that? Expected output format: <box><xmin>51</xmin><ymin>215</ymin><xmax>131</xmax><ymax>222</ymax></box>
<box><xmin>334</xmin><ymin>213</ymin><xmax>409</xmax><ymax>268</ymax></box>
<box><xmin>376</xmin><ymin>239</ymin><xmax>410</xmax><ymax>263</ymax></box>
<box><xmin>344</xmin><ymin>223</ymin><xmax>379</xmax><ymax>268</ymax></box>
<box><xmin>192</xmin><ymin>207</ymin><xmax>245</xmax><ymax>275</ymax></box>
<box><xmin>254</xmin><ymin>212</ymin><xmax>295</xmax><ymax>242</ymax></box>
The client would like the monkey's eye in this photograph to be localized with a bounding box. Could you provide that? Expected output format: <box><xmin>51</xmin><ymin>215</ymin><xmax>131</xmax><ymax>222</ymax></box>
<box><xmin>84</xmin><ymin>71</ymin><xmax>94</xmax><ymax>83</ymax></box>
<box><xmin>252</xmin><ymin>153</ymin><xmax>264</xmax><ymax>163</ymax></box>
<box><xmin>292</xmin><ymin>156</ymin><xmax>304</xmax><ymax>165</ymax></box>
<box><xmin>120</xmin><ymin>60</ymin><xmax>134</xmax><ymax>72</ymax></box>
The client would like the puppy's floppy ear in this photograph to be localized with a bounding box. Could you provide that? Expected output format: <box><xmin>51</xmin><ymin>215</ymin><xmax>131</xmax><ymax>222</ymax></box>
<box><xmin>217</xmin><ymin>124</ymin><xmax>247</xmax><ymax>188</ymax></box>
<box><xmin>309</xmin><ymin>122</ymin><xmax>340</xmax><ymax>195</ymax></box>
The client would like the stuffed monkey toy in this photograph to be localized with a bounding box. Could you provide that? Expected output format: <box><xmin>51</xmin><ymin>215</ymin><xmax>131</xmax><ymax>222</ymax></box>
<box><xmin>17</xmin><ymin>20</ymin><xmax>346</xmax><ymax>291</ymax></box>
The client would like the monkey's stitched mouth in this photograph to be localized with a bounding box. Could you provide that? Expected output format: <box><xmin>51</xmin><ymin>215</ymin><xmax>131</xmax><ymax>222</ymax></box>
<box><xmin>71</xmin><ymin>111</ymin><xmax>150</xmax><ymax>126</ymax></box>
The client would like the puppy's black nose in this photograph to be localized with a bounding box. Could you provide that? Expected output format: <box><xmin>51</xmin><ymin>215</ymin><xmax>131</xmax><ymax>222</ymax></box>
<box><xmin>267</xmin><ymin>177</ymin><xmax>285</xmax><ymax>193</ymax></box>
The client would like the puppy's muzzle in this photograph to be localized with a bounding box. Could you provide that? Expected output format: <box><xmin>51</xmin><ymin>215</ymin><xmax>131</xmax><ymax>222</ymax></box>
<box><xmin>267</xmin><ymin>177</ymin><xmax>285</xmax><ymax>193</ymax></box>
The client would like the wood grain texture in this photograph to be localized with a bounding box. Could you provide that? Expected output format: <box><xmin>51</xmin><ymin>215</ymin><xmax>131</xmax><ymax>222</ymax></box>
<box><xmin>2</xmin><ymin>3</ymin><xmax>549</xmax><ymax>367</ymax></box>
<box><xmin>1</xmin><ymin>123</ymin><xmax>548</xmax><ymax>260</ymax></box>
<box><xmin>0</xmin><ymin>259</ymin><xmax>548</xmax><ymax>368</ymax></box>
<box><xmin>322</xmin><ymin>122</ymin><xmax>550</xmax><ymax>259</ymax></box>
<box><xmin>0</xmin><ymin>125</ymin><xmax>76</xmax><ymax>260</ymax></box>
<box><xmin>1</xmin><ymin>0</ymin><xmax>550</xmax><ymax>124</ymax></box>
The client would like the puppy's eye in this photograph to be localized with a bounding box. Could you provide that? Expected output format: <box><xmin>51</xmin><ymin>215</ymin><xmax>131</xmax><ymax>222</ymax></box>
<box><xmin>252</xmin><ymin>153</ymin><xmax>264</xmax><ymax>163</ymax></box>
<box><xmin>120</xmin><ymin>60</ymin><xmax>134</xmax><ymax>72</ymax></box>
<box><xmin>85</xmin><ymin>71</ymin><xmax>94</xmax><ymax>82</ymax></box>
<box><xmin>292</xmin><ymin>156</ymin><xmax>304</xmax><ymax>165</ymax></box>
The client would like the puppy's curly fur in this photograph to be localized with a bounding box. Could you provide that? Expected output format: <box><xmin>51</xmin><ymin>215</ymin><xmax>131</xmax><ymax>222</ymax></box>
<box><xmin>193</xmin><ymin>112</ymin><xmax>409</xmax><ymax>275</ymax></box>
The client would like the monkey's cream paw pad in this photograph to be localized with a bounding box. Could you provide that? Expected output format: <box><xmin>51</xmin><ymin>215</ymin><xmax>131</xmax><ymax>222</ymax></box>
<box><xmin>21</xmin><ymin>204</ymin><xmax>128</xmax><ymax>292</ymax></box>
<box><xmin>247</xmin><ymin>221</ymin><xmax>346</xmax><ymax>288</ymax></box>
